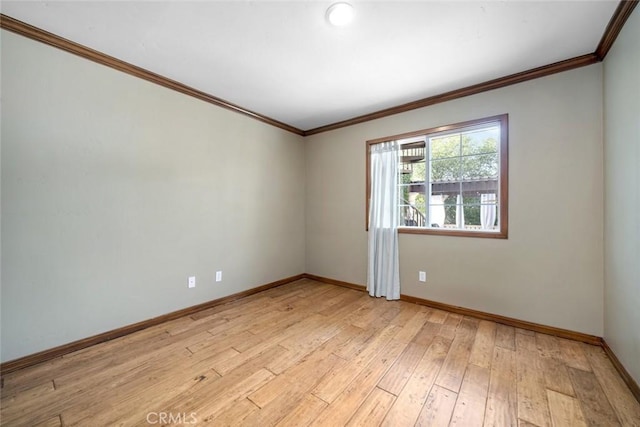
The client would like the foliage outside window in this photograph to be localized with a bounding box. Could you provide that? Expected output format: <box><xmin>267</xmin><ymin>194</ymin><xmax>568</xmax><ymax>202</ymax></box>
<box><xmin>367</xmin><ymin>114</ymin><xmax>508</xmax><ymax>238</ymax></box>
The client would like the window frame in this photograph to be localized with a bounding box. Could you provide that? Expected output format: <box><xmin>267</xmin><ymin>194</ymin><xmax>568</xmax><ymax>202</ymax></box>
<box><xmin>366</xmin><ymin>114</ymin><xmax>508</xmax><ymax>239</ymax></box>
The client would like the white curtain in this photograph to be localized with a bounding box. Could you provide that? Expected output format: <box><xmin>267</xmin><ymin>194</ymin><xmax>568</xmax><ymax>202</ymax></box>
<box><xmin>456</xmin><ymin>194</ymin><xmax>465</xmax><ymax>228</ymax></box>
<box><xmin>430</xmin><ymin>195</ymin><xmax>445</xmax><ymax>227</ymax></box>
<box><xmin>367</xmin><ymin>141</ymin><xmax>400</xmax><ymax>300</ymax></box>
<box><xmin>481</xmin><ymin>193</ymin><xmax>497</xmax><ymax>229</ymax></box>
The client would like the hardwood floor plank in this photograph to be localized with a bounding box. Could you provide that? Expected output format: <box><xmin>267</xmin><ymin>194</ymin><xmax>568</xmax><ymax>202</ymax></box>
<box><xmin>166</xmin><ymin>314</ymin><xmax>227</xmax><ymax>336</ymax></box>
<box><xmin>278</xmin><ymin>319</ymin><xmax>342</xmax><ymax>353</ymax></box>
<box><xmin>535</xmin><ymin>332</ymin><xmax>574</xmax><ymax>397</ymax></box>
<box><xmin>410</xmin><ymin>321</ymin><xmax>441</xmax><ymax>347</ymax></box>
<box><xmin>186</xmin><ymin>329</ymin><xmax>254</xmax><ymax>354</ymax></box>
<box><xmin>1</xmin><ymin>360</ymin><xmax>61</xmax><ymax>397</ymax></box>
<box><xmin>33</xmin><ymin>416</ymin><xmax>61</xmax><ymax>427</ymax></box>
<box><xmin>243</xmin><ymin>306</ymin><xmax>312</xmax><ymax>337</ymax></box>
<box><xmin>546</xmin><ymin>389</ymin><xmax>587</xmax><ymax>427</ymax></box>
<box><xmin>0</xmin><ymin>381</ymin><xmax>58</xmax><ymax>425</ymax></box>
<box><xmin>312</xmin><ymin>324</ymin><xmax>401</xmax><ymax>403</ymax></box>
<box><xmin>539</xmin><ymin>354</ymin><xmax>575</xmax><ymax>397</ymax></box>
<box><xmin>313</xmin><ymin>288</ymin><xmax>363</xmax><ymax>316</ymax></box>
<box><xmin>2</xmin><ymin>325</ymin><xmax>170</xmax><ymax>395</ymax></box>
<box><xmin>191</xmin><ymin>347</ymin><xmax>240</xmax><ymax>371</ymax></box>
<box><xmin>415</xmin><ymin>384</ymin><xmax>457</xmax><ymax>427</ymax></box>
<box><xmin>427</xmin><ymin>309</ymin><xmax>449</xmax><ymax>325</ymax></box>
<box><xmin>377</xmin><ymin>342</ymin><xmax>426</xmax><ymax>396</ymax></box>
<box><xmin>204</xmin><ymin>293</ymin><xmax>305</xmax><ymax>338</ymax></box>
<box><xmin>438</xmin><ymin>312</ymin><xmax>462</xmax><ymax>340</ymax></box>
<box><xmin>484</xmin><ymin>346</ymin><xmax>518</xmax><ymax>427</ymax></box>
<box><xmin>495</xmin><ymin>323</ymin><xmax>516</xmax><ymax>351</ymax></box>
<box><xmin>583</xmin><ymin>344</ymin><xmax>640</xmax><ymax>425</ymax></box>
<box><xmin>518</xmin><ymin>419</ymin><xmax>541</xmax><ymax>427</ymax></box>
<box><xmin>208</xmin><ymin>398</ymin><xmax>259</xmax><ymax>426</ymax></box>
<box><xmin>469</xmin><ymin>320</ymin><xmax>497</xmax><ymax>369</ymax></box>
<box><xmin>381</xmin><ymin>336</ymin><xmax>452</xmax><ymax>426</ymax></box>
<box><xmin>389</xmin><ymin>303</ymin><xmax>424</xmax><ymax>326</ymax></box>
<box><xmin>435</xmin><ymin>317</ymin><xmax>478</xmax><ymax>392</ymax></box>
<box><xmin>280</xmin><ymin>281</ymin><xmax>336</xmax><ymax>302</ymax></box>
<box><xmin>247</xmin><ymin>381</ymin><xmax>325</xmax><ymax>425</ymax></box>
<box><xmin>269</xmin><ymin>320</ymin><xmax>344</xmax><ymax>374</ymax></box>
<box><xmin>516</xmin><ymin>332</ymin><xmax>551</xmax><ymax>427</ymax></box>
<box><xmin>557</xmin><ymin>338</ymin><xmax>592</xmax><ymax>372</ymax></box>
<box><xmin>188</xmin><ymin>295</ymin><xmax>263</xmax><ymax>321</ymax></box>
<box><xmin>567</xmin><ymin>366</ymin><xmax>621</xmax><ymax>426</ymax></box>
<box><xmin>450</xmin><ymin>364</ymin><xmax>491</xmax><ymax>426</ymax></box>
<box><xmin>346</xmin><ymin>387</ymin><xmax>395</xmax><ymax>426</ymax></box>
<box><xmin>320</xmin><ymin>293</ymin><xmax>370</xmax><ymax>320</ymax></box>
<box><xmin>266</xmin><ymin>347</ymin><xmax>315</xmax><ymax>376</ymax></box>
<box><xmin>535</xmin><ymin>333</ymin><xmax>562</xmax><ymax>359</ymax></box>
<box><xmin>392</xmin><ymin>309</ymin><xmax>431</xmax><ymax>344</ymax></box>
<box><xmin>276</xmin><ymin>394</ymin><xmax>328</xmax><ymax>427</ymax></box>
<box><xmin>229</xmin><ymin>330</ymin><xmax>266</xmax><ymax>353</ymax></box>
<box><xmin>213</xmin><ymin>313</ymin><xmax>330</xmax><ymax>375</ymax></box>
<box><xmin>310</xmin><ymin>338</ymin><xmax>406</xmax><ymax>426</ymax></box>
<box><xmin>33</xmin><ymin>415</ymin><xmax>62</xmax><ymax>427</ymax></box>
<box><xmin>196</xmin><ymin>368</ymin><xmax>276</xmax><ymax>423</ymax></box>
<box><xmin>331</xmin><ymin>325</ymin><xmax>377</xmax><ymax>360</ymax></box>
<box><xmin>130</xmin><ymin>345</ymin><xmax>286</xmax><ymax>425</ymax></box>
<box><xmin>350</xmin><ymin>299</ymin><xmax>402</xmax><ymax>330</ymax></box>
<box><xmin>298</xmin><ymin>325</ymin><xmax>363</xmax><ymax>368</ymax></box>
<box><xmin>0</xmin><ymin>380</ymin><xmax>55</xmax><ymax>407</ymax></box>
<box><xmin>53</xmin><ymin>330</ymin><xmax>207</xmax><ymax>388</ymax></box>
<box><xmin>65</xmin><ymin>351</ymin><xmax>223</xmax><ymax>426</ymax></box>
<box><xmin>248</xmin><ymin>353</ymin><xmax>341</xmax><ymax>409</ymax></box>
<box><xmin>516</xmin><ymin>331</ymin><xmax>538</xmax><ymax>352</ymax></box>
<box><xmin>9</xmin><ymin>349</ymin><xmax>187</xmax><ymax>425</ymax></box>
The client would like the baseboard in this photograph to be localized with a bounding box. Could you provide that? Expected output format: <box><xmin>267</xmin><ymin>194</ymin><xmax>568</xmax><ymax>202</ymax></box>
<box><xmin>0</xmin><ymin>273</ymin><xmax>305</xmax><ymax>375</ymax></box>
<box><xmin>303</xmin><ymin>273</ymin><xmax>602</xmax><ymax>346</ymax></box>
<box><xmin>303</xmin><ymin>274</ymin><xmax>367</xmax><ymax>292</ymax></box>
<box><xmin>6</xmin><ymin>271</ymin><xmax>638</xmax><ymax>407</ymax></box>
<box><xmin>602</xmin><ymin>339</ymin><xmax>640</xmax><ymax>403</ymax></box>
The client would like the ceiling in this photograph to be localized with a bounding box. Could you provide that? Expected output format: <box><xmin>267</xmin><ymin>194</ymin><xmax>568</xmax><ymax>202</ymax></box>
<box><xmin>1</xmin><ymin>1</ymin><xmax>620</xmax><ymax>132</ymax></box>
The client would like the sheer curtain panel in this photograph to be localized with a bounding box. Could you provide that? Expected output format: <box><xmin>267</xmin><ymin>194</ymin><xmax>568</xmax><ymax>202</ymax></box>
<box><xmin>480</xmin><ymin>193</ymin><xmax>497</xmax><ymax>229</ymax></box>
<box><xmin>367</xmin><ymin>141</ymin><xmax>400</xmax><ymax>300</ymax></box>
<box><xmin>456</xmin><ymin>194</ymin><xmax>465</xmax><ymax>229</ymax></box>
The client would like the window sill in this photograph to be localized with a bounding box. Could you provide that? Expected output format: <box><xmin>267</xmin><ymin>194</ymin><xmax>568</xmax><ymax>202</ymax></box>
<box><xmin>398</xmin><ymin>227</ymin><xmax>507</xmax><ymax>239</ymax></box>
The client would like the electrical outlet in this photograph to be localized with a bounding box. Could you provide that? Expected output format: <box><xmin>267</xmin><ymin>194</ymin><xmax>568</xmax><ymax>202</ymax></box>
<box><xmin>215</xmin><ymin>271</ymin><xmax>222</xmax><ymax>282</ymax></box>
<box><xmin>418</xmin><ymin>271</ymin><xmax>426</xmax><ymax>282</ymax></box>
<box><xmin>188</xmin><ymin>276</ymin><xmax>196</xmax><ymax>288</ymax></box>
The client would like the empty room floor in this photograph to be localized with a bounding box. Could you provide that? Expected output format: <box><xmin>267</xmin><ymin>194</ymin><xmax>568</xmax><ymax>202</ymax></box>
<box><xmin>1</xmin><ymin>279</ymin><xmax>639</xmax><ymax>426</ymax></box>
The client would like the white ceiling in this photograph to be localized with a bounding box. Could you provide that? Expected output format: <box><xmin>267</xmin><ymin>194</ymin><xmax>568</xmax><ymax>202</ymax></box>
<box><xmin>1</xmin><ymin>1</ymin><xmax>619</xmax><ymax>131</ymax></box>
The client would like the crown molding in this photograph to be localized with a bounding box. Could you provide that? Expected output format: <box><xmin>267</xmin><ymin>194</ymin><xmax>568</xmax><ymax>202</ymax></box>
<box><xmin>0</xmin><ymin>14</ymin><xmax>305</xmax><ymax>136</ymax></box>
<box><xmin>596</xmin><ymin>0</ymin><xmax>638</xmax><ymax>60</ymax></box>
<box><xmin>303</xmin><ymin>54</ymin><xmax>598</xmax><ymax>136</ymax></box>
<box><xmin>2</xmin><ymin>1</ymin><xmax>637</xmax><ymax>137</ymax></box>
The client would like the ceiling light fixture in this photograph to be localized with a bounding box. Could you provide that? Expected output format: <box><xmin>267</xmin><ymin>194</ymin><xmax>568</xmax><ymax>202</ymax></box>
<box><xmin>326</xmin><ymin>2</ymin><xmax>355</xmax><ymax>27</ymax></box>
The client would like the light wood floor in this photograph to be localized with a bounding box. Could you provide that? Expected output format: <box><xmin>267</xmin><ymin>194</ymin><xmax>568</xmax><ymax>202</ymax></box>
<box><xmin>2</xmin><ymin>279</ymin><xmax>639</xmax><ymax>426</ymax></box>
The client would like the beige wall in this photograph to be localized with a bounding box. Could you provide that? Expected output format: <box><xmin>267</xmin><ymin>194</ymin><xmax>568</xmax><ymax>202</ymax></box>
<box><xmin>603</xmin><ymin>8</ymin><xmax>640</xmax><ymax>383</ymax></box>
<box><xmin>306</xmin><ymin>65</ymin><xmax>604</xmax><ymax>336</ymax></box>
<box><xmin>1</xmin><ymin>20</ymin><xmax>622</xmax><ymax>363</ymax></box>
<box><xmin>0</xmin><ymin>31</ymin><xmax>306</xmax><ymax>362</ymax></box>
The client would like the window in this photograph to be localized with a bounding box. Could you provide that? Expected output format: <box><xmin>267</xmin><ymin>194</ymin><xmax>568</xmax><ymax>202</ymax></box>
<box><xmin>366</xmin><ymin>114</ymin><xmax>508</xmax><ymax>238</ymax></box>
